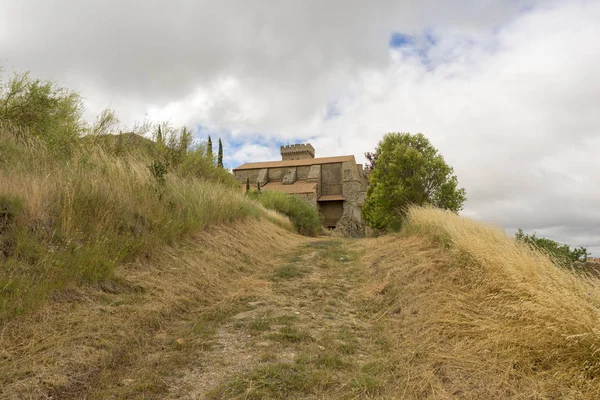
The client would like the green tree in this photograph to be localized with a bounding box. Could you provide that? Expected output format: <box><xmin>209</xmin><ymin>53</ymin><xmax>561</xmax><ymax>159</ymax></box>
<box><xmin>206</xmin><ymin>135</ymin><xmax>213</xmax><ymax>163</ymax></box>
<box><xmin>156</xmin><ymin>125</ymin><xmax>164</xmax><ymax>146</ymax></box>
<box><xmin>362</xmin><ymin>132</ymin><xmax>466</xmax><ymax>230</ymax></box>
<box><xmin>515</xmin><ymin>229</ymin><xmax>589</xmax><ymax>264</ymax></box>
<box><xmin>0</xmin><ymin>70</ymin><xmax>85</xmax><ymax>146</ymax></box>
<box><xmin>217</xmin><ymin>138</ymin><xmax>223</xmax><ymax>168</ymax></box>
<box><xmin>179</xmin><ymin>126</ymin><xmax>191</xmax><ymax>157</ymax></box>
<box><xmin>246</xmin><ymin>178</ymin><xmax>250</xmax><ymax>193</ymax></box>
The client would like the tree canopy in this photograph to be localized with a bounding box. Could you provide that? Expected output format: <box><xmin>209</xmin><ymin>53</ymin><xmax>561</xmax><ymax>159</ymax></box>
<box><xmin>362</xmin><ymin>132</ymin><xmax>466</xmax><ymax>230</ymax></box>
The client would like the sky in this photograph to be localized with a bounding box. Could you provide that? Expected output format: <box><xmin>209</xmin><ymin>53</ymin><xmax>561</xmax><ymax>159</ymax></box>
<box><xmin>1</xmin><ymin>0</ymin><xmax>599</xmax><ymax>254</ymax></box>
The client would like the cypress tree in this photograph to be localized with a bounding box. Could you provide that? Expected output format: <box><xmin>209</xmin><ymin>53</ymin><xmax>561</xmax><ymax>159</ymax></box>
<box><xmin>206</xmin><ymin>135</ymin><xmax>213</xmax><ymax>162</ymax></box>
<box><xmin>157</xmin><ymin>125</ymin><xmax>163</xmax><ymax>146</ymax></box>
<box><xmin>257</xmin><ymin>182</ymin><xmax>261</xmax><ymax>192</ymax></box>
<box><xmin>246</xmin><ymin>178</ymin><xmax>250</xmax><ymax>193</ymax></box>
<box><xmin>180</xmin><ymin>126</ymin><xmax>191</xmax><ymax>156</ymax></box>
<box><xmin>217</xmin><ymin>138</ymin><xmax>223</xmax><ymax>168</ymax></box>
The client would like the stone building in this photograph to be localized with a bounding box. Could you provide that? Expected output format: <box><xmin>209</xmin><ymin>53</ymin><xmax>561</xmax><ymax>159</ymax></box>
<box><xmin>233</xmin><ymin>144</ymin><xmax>368</xmax><ymax>237</ymax></box>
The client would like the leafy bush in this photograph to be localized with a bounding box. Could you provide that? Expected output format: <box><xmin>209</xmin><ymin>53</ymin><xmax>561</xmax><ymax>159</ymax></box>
<box><xmin>363</xmin><ymin>132</ymin><xmax>466</xmax><ymax>231</ymax></box>
<box><xmin>248</xmin><ymin>190</ymin><xmax>321</xmax><ymax>236</ymax></box>
<box><xmin>175</xmin><ymin>146</ymin><xmax>239</xmax><ymax>188</ymax></box>
<box><xmin>515</xmin><ymin>228</ymin><xmax>589</xmax><ymax>265</ymax></box>
<box><xmin>0</xmin><ymin>71</ymin><xmax>85</xmax><ymax>147</ymax></box>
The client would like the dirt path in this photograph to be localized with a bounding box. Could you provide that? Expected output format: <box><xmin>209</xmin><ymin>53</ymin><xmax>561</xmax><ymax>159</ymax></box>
<box><xmin>166</xmin><ymin>239</ymin><xmax>397</xmax><ymax>399</ymax></box>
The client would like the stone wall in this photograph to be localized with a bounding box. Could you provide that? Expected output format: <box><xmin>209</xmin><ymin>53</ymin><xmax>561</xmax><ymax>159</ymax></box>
<box><xmin>280</xmin><ymin>144</ymin><xmax>315</xmax><ymax>160</ymax></box>
<box><xmin>296</xmin><ymin>165</ymin><xmax>311</xmax><ymax>180</ymax></box>
<box><xmin>233</xmin><ymin>156</ymin><xmax>368</xmax><ymax>237</ymax></box>
<box><xmin>319</xmin><ymin>201</ymin><xmax>344</xmax><ymax>228</ymax></box>
<box><xmin>321</xmin><ymin>163</ymin><xmax>342</xmax><ymax>195</ymax></box>
<box><xmin>268</xmin><ymin>167</ymin><xmax>292</xmax><ymax>181</ymax></box>
<box><xmin>337</xmin><ymin>161</ymin><xmax>368</xmax><ymax>237</ymax></box>
<box><xmin>234</xmin><ymin>169</ymin><xmax>260</xmax><ymax>185</ymax></box>
<box><xmin>294</xmin><ymin>192</ymin><xmax>317</xmax><ymax>208</ymax></box>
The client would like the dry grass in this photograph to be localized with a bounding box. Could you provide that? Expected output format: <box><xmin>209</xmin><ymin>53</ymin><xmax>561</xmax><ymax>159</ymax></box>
<box><xmin>0</xmin><ymin>123</ymin><xmax>294</xmax><ymax>319</ymax></box>
<box><xmin>0</xmin><ymin>220</ymin><xmax>300</xmax><ymax>399</ymax></box>
<box><xmin>360</xmin><ymin>206</ymin><xmax>600</xmax><ymax>398</ymax></box>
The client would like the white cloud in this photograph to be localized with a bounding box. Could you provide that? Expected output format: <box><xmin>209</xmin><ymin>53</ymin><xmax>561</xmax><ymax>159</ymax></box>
<box><xmin>1</xmin><ymin>0</ymin><xmax>599</xmax><ymax>253</ymax></box>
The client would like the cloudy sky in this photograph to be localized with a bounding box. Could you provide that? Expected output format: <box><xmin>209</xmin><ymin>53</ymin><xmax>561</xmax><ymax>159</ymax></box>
<box><xmin>1</xmin><ymin>0</ymin><xmax>599</xmax><ymax>253</ymax></box>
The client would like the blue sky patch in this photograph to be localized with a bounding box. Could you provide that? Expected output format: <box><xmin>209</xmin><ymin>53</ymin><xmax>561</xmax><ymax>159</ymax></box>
<box><xmin>389</xmin><ymin>32</ymin><xmax>414</xmax><ymax>48</ymax></box>
<box><xmin>325</xmin><ymin>101</ymin><xmax>342</xmax><ymax>120</ymax></box>
<box><xmin>192</xmin><ymin>124</ymin><xmax>315</xmax><ymax>169</ymax></box>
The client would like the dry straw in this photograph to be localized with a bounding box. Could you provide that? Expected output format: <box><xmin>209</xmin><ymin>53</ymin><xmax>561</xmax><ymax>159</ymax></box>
<box><xmin>361</xmin><ymin>206</ymin><xmax>600</xmax><ymax>398</ymax></box>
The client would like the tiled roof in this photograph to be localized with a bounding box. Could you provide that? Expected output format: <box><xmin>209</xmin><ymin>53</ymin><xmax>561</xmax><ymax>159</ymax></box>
<box><xmin>318</xmin><ymin>194</ymin><xmax>345</xmax><ymax>201</ymax></box>
<box><xmin>233</xmin><ymin>155</ymin><xmax>355</xmax><ymax>171</ymax></box>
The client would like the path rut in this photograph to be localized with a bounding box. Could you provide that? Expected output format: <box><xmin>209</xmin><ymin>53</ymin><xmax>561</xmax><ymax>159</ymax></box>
<box><xmin>166</xmin><ymin>239</ymin><xmax>395</xmax><ymax>399</ymax></box>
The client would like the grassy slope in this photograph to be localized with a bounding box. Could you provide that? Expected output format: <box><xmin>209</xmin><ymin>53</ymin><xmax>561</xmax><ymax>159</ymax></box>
<box><xmin>360</xmin><ymin>206</ymin><xmax>600</xmax><ymax>398</ymax></box>
<box><xmin>3</xmin><ymin>114</ymin><xmax>599</xmax><ymax>398</ymax></box>
<box><xmin>0</xmin><ymin>124</ymin><xmax>293</xmax><ymax>319</ymax></box>
<box><xmin>0</xmin><ymin>220</ymin><xmax>300</xmax><ymax>398</ymax></box>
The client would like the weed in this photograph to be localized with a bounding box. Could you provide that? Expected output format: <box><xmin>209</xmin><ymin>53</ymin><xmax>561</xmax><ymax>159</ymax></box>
<box><xmin>267</xmin><ymin>326</ymin><xmax>312</xmax><ymax>343</ymax></box>
<box><xmin>208</xmin><ymin>363</ymin><xmax>324</xmax><ymax>399</ymax></box>
<box><xmin>272</xmin><ymin>264</ymin><xmax>307</xmax><ymax>280</ymax></box>
<box><xmin>351</xmin><ymin>374</ymin><xmax>384</xmax><ymax>396</ymax></box>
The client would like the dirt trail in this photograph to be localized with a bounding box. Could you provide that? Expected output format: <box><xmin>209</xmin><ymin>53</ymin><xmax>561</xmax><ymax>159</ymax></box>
<box><xmin>166</xmin><ymin>238</ymin><xmax>396</xmax><ymax>399</ymax></box>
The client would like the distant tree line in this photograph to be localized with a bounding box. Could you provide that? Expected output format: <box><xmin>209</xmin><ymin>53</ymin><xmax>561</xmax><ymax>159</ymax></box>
<box><xmin>515</xmin><ymin>229</ymin><xmax>590</xmax><ymax>264</ymax></box>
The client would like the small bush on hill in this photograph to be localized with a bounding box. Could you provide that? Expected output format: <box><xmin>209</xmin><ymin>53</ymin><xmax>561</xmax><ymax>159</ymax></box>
<box><xmin>0</xmin><ymin>70</ymin><xmax>85</xmax><ymax>148</ymax></box>
<box><xmin>247</xmin><ymin>190</ymin><xmax>321</xmax><ymax>236</ymax></box>
<box><xmin>515</xmin><ymin>228</ymin><xmax>589</xmax><ymax>265</ymax></box>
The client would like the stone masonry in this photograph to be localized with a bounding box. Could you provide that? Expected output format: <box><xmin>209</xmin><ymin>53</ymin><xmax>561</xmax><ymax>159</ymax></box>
<box><xmin>233</xmin><ymin>144</ymin><xmax>368</xmax><ymax>237</ymax></box>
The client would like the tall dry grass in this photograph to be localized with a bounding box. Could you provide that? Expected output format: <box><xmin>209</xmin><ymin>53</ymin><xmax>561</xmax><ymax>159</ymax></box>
<box><xmin>0</xmin><ymin>123</ymin><xmax>293</xmax><ymax>320</ymax></box>
<box><xmin>361</xmin><ymin>206</ymin><xmax>600</xmax><ymax>398</ymax></box>
<box><xmin>0</xmin><ymin>219</ymin><xmax>301</xmax><ymax>399</ymax></box>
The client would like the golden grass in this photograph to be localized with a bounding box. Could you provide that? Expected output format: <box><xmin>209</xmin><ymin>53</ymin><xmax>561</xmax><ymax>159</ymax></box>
<box><xmin>0</xmin><ymin>124</ymin><xmax>295</xmax><ymax>319</ymax></box>
<box><xmin>0</xmin><ymin>220</ymin><xmax>301</xmax><ymax>399</ymax></box>
<box><xmin>360</xmin><ymin>206</ymin><xmax>600</xmax><ymax>398</ymax></box>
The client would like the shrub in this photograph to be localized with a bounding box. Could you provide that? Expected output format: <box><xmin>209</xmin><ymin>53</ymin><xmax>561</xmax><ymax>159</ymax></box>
<box><xmin>515</xmin><ymin>228</ymin><xmax>590</xmax><ymax>265</ymax></box>
<box><xmin>248</xmin><ymin>190</ymin><xmax>321</xmax><ymax>236</ymax></box>
<box><xmin>0</xmin><ymin>71</ymin><xmax>85</xmax><ymax>147</ymax></box>
<box><xmin>362</xmin><ymin>132</ymin><xmax>466</xmax><ymax>231</ymax></box>
<box><xmin>175</xmin><ymin>146</ymin><xmax>239</xmax><ymax>188</ymax></box>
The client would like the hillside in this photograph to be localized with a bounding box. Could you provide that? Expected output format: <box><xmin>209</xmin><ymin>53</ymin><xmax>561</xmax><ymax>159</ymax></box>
<box><xmin>3</xmin><ymin>200</ymin><xmax>600</xmax><ymax>398</ymax></box>
<box><xmin>2</xmin><ymin>105</ymin><xmax>600</xmax><ymax>398</ymax></box>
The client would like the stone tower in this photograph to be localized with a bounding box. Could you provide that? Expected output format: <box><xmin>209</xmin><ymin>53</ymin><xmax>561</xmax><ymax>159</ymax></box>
<box><xmin>280</xmin><ymin>143</ymin><xmax>315</xmax><ymax>161</ymax></box>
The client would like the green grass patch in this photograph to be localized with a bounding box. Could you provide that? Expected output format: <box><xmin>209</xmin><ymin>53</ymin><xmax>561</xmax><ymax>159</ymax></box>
<box><xmin>267</xmin><ymin>325</ymin><xmax>312</xmax><ymax>343</ymax></box>
<box><xmin>247</xmin><ymin>190</ymin><xmax>321</xmax><ymax>236</ymax></box>
<box><xmin>0</xmin><ymin>121</ymin><xmax>283</xmax><ymax>320</ymax></box>
<box><xmin>235</xmin><ymin>318</ymin><xmax>271</xmax><ymax>333</ymax></box>
<box><xmin>272</xmin><ymin>314</ymin><xmax>299</xmax><ymax>325</ymax></box>
<box><xmin>207</xmin><ymin>363</ymin><xmax>335</xmax><ymax>399</ymax></box>
<box><xmin>272</xmin><ymin>264</ymin><xmax>308</xmax><ymax>280</ymax></box>
<box><xmin>350</xmin><ymin>374</ymin><xmax>384</xmax><ymax>396</ymax></box>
